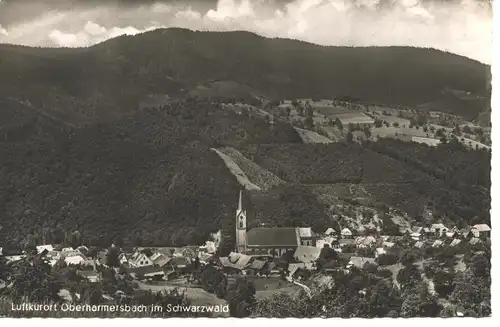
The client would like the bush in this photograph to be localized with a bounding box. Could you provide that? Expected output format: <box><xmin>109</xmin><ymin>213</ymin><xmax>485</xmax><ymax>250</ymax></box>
<box><xmin>377</xmin><ymin>253</ymin><xmax>399</xmax><ymax>266</ymax></box>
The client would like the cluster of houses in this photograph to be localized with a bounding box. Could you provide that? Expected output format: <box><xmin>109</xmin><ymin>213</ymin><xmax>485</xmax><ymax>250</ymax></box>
<box><xmin>315</xmin><ymin>223</ymin><xmax>491</xmax><ymax>253</ymax></box>
<box><xmin>0</xmin><ymin>230</ymin><xmax>223</xmax><ymax>284</ymax></box>
<box><xmin>217</xmin><ymin>222</ymin><xmax>492</xmax><ymax>282</ymax></box>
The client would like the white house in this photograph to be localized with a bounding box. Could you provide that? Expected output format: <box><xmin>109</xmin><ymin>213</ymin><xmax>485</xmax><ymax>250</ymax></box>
<box><xmin>325</xmin><ymin>228</ymin><xmax>337</xmax><ymax>236</ymax></box>
<box><xmin>340</xmin><ymin>228</ymin><xmax>353</xmax><ymax>239</ymax></box>
<box><xmin>430</xmin><ymin>224</ymin><xmax>449</xmax><ymax>237</ymax></box>
<box><xmin>470</xmin><ymin>224</ymin><xmax>491</xmax><ymax>239</ymax></box>
<box><xmin>128</xmin><ymin>252</ymin><xmax>153</xmax><ymax>268</ymax></box>
<box><xmin>64</xmin><ymin>255</ymin><xmax>85</xmax><ymax>266</ymax></box>
<box><xmin>36</xmin><ymin>245</ymin><xmax>54</xmax><ymax>254</ymax></box>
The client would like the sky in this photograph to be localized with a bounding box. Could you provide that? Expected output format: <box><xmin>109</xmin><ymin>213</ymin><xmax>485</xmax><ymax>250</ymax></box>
<box><xmin>0</xmin><ymin>0</ymin><xmax>493</xmax><ymax>64</ymax></box>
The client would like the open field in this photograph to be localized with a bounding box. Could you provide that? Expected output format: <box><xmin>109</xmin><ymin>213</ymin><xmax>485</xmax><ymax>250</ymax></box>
<box><xmin>227</xmin><ymin>276</ymin><xmax>301</xmax><ymax>300</ymax></box>
<box><xmin>457</xmin><ymin>136</ymin><xmax>490</xmax><ymax>150</ymax></box>
<box><xmin>373</xmin><ymin>114</ymin><xmax>410</xmax><ymax>126</ymax></box>
<box><xmin>412</xmin><ymin>136</ymin><xmax>441</xmax><ymax>146</ymax></box>
<box><xmin>372</xmin><ymin>126</ymin><xmax>430</xmax><ymax>138</ymax></box>
<box><xmin>315</xmin><ymin>106</ymin><xmax>354</xmax><ymax>116</ymax></box>
<box><xmin>136</xmin><ymin>281</ymin><xmax>229</xmax><ymax>316</ymax></box>
<box><xmin>319</xmin><ymin>126</ymin><xmax>344</xmax><ymax>141</ymax></box>
<box><xmin>336</xmin><ymin>112</ymin><xmax>374</xmax><ymax>125</ymax></box>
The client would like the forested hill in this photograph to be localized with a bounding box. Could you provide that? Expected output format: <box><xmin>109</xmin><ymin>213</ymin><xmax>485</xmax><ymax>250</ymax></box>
<box><xmin>0</xmin><ymin>28</ymin><xmax>490</xmax><ymax>123</ymax></box>
<box><xmin>0</xmin><ymin>98</ymin><xmax>301</xmax><ymax>250</ymax></box>
<box><xmin>0</xmin><ymin>28</ymin><xmax>491</xmax><ymax>251</ymax></box>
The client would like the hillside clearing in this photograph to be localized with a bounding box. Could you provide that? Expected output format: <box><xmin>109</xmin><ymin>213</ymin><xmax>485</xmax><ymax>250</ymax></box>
<box><xmin>210</xmin><ymin>148</ymin><xmax>261</xmax><ymax>191</ymax></box>
<box><xmin>216</xmin><ymin>147</ymin><xmax>285</xmax><ymax>190</ymax></box>
<box><xmin>293</xmin><ymin>127</ymin><xmax>333</xmax><ymax>144</ymax></box>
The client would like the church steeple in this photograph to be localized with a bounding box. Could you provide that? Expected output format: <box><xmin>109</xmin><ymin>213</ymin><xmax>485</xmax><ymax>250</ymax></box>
<box><xmin>237</xmin><ymin>189</ymin><xmax>243</xmax><ymax>214</ymax></box>
<box><xmin>235</xmin><ymin>189</ymin><xmax>247</xmax><ymax>253</ymax></box>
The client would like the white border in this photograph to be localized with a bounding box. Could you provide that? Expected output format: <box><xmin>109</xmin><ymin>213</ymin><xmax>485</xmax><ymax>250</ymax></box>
<box><xmin>2</xmin><ymin>1</ymin><xmax>498</xmax><ymax>326</ymax></box>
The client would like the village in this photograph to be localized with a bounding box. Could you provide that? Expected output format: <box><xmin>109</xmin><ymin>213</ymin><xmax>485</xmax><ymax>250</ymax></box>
<box><xmin>0</xmin><ymin>190</ymin><xmax>491</xmax><ymax>313</ymax></box>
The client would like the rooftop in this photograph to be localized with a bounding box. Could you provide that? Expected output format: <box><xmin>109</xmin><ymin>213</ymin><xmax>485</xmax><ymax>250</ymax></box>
<box><xmin>247</xmin><ymin>227</ymin><xmax>300</xmax><ymax>247</ymax></box>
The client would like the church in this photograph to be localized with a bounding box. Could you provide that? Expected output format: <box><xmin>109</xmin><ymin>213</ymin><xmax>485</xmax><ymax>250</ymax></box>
<box><xmin>235</xmin><ymin>190</ymin><xmax>315</xmax><ymax>256</ymax></box>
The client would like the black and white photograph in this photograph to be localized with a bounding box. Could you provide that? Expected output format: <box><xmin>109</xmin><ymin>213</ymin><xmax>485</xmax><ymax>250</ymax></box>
<box><xmin>0</xmin><ymin>0</ymin><xmax>493</xmax><ymax>319</ymax></box>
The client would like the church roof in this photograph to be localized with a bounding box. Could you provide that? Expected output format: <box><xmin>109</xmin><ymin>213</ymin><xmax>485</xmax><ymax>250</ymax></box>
<box><xmin>247</xmin><ymin>227</ymin><xmax>300</xmax><ymax>247</ymax></box>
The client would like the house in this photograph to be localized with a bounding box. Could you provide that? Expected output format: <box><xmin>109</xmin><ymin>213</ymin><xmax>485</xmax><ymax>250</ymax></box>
<box><xmin>339</xmin><ymin>238</ymin><xmax>355</xmax><ymax>248</ymax></box>
<box><xmin>460</xmin><ymin>227</ymin><xmax>472</xmax><ymax>239</ymax></box>
<box><xmin>61</xmin><ymin>249</ymin><xmax>84</xmax><ymax>259</ymax></box>
<box><xmin>61</xmin><ymin>247</ymin><xmax>74</xmax><ymax>253</ymax></box>
<box><xmin>412</xmin><ymin>226</ymin><xmax>423</xmax><ymax>234</ymax></box>
<box><xmin>76</xmin><ymin>245</ymin><xmax>89</xmax><ymax>254</ymax></box>
<box><xmin>374</xmin><ymin>247</ymin><xmax>386</xmax><ymax>259</ymax></box>
<box><xmin>450</xmin><ymin>239</ymin><xmax>461</xmax><ymax>247</ymax></box>
<box><xmin>118</xmin><ymin>253</ymin><xmax>129</xmax><ymax>265</ymax></box>
<box><xmin>127</xmin><ymin>266</ymin><xmax>165</xmax><ymax>280</ymax></box>
<box><xmin>128</xmin><ymin>252</ymin><xmax>153</xmax><ymax>268</ymax></box>
<box><xmin>199</xmin><ymin>241</ymin><xmax>217</xmax><ymax>254</ymax></box>
<box><xmin>445</xmin><ymin>231</ymin><xmax>459</xmax><ymax>238</ymax></box>
<box><xmin>175</xmin><ymin>247</ymin><xmax>198</xmax><ymax>259</ymax></box>
<box><xmin>430</xmin><ymin>224</ymin><xmax>449</xmax><ymax>237</ymax></box>
<box><xmin>0</xmin><ymin>247</ymin><xmax>3</xmax><ymax>256</ymax></box>
<box><xmin>316</xmin><ymin>236</ymin><xmax>336</xmax><ymax>249</ymax></box>
<box><xmin>470</xmin><ymin>224</ymin><xmax>491</xmax><ymax>239</ymax></box>
<box><xmin>410</xmin><ymin>232</ymin><xmax>421</xmax><ymax>241</ymax></box>
<box><xmin>355</xmin><ymin>236</ymin><xmax>376</xmax><ymax>248</ymax></box>
<box><xmin>324</xmin><ymin>228</ymin><xmax>337</xmax><ymax>236</ymax></box>
<box><xmin>197</xmin><ymin>252</ymin><xmax>214</xmax><ymax>264</ymax></box>
<box><xmin>64</xmin><ymin>255</ymin><xmax>85</xmax><ymax>266</ymax></box>
<box><xmin>469</xmin><ymin>237</ymin><xmax>481</xmax><ymax>245</ymax></box>
<box><xmin>57</xmin><ymin>289</ymin><xmax>74</xmax><ymax>303</ymax></box>
<box><xmin>298</xmin><ymin>227</ymin><xmax>314</xmax><ymax>246</ymax></box>
<box><xmin>348</xmin><ymin>256</ymin><xmax>377</xmax><ymax>269</ymax></box>
<box><xmin>432</xmin><ymin>240</ymin><xmax>443</xmax><ymax>248</ymax></box>
<box><xmin>219</xmin><ymin>256</ymin><xmax>249</xmax><ymax>272</ymax></box>
<box><xmin>78</xmin><ymin>270</ymin><xmax>101</xmax><ymax>283</ymax></box>
<box><xmin>293</xmin><ymin>246</ymin><xmax>322</xmax><ymax>263</ymax></box>
<box><xmin>36</xmin><ymin>245</ymin><xmax>54</xmax><ymax>254</ymax></box>
<box><xmin>228</xmin><ymin>252</ymin><xmax>252</xmax><ymax>269</ymax></box>
<box><xmin>168</xmin><ymin>256</ymin><xmax>190</xmax><ymax>270</ymax></box>
<box><xmin>80</xmin><ymin>258</ymin><xmax>96</xmax><ymax>269</ymax></box>
<box><xmin>5</xmin><ymin>255</ymin><xmax>26</xmax><ymax>263</ymax></box>
<box><xmin>149</xmin><ymin>252</ymin><xmax>163</xmax><ymax>262</ymax></box>
<box><xmin>340</xmin><ymin>228</ymin><xmax>353</xmax><ymax>239</ymax></box>
<box><xmin>414</xmin><ymin>241</ymin><xmax>424</xmax><ymax>249</ymax></box>
<box><xmin>46</xmin><ymin>251</ymin><xmax>61</xmax><ymax>260</ymax></box>
<box><xmin>151</xmin><ymin>254</ymin><xmax>170</xmax><ymax>268</ymax></box>
<box><xmin>248</xmin><ymin>260</ymin><xmax>268</xmax><ymax>275</ymax></box>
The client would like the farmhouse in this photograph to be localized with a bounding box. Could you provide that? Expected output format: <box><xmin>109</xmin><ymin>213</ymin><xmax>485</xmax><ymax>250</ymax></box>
<box><xmin>324</xmin><ymin>228</ymin><xmax>337</xmax><ymax>236</ymax></box>
<box><xmin>127</xmin><ymin>266</ymin><xmax>165</xmax><ymax>280</ymax></box>
<box><xmin>78</xmin><ymin>270</ymin><xmax>101</xmax><ymax>283</ymax></box>
<box><xmin>430</xmin><ymin>224</ymin><xmax>449</xmax><ymax>237</ymax></box>
<box><xmin>128</xmin><ymin>252</ymin><xmax>153</xmax><ymax>268</ymax></box>
<box><xmin>469</xmin><ymin>224</ymin><xmax>491</xmax><ymax>239</ymax></box>
<box><xmin>336</xmin><ymin>113</ymin><xmax>375</xmax><ymax>129</ymax></box>
<box><xmin>293</xmin><ymin>246</ymin><xmax>322</xmax><ymax>263</ymax></box>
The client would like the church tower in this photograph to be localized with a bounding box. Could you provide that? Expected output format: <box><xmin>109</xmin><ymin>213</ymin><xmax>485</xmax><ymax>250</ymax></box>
<box><xmin>235</xmin><ymin>189</ymin><xmax>247</xmax><ymax>253</ymax></box>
